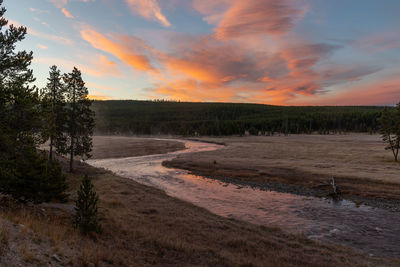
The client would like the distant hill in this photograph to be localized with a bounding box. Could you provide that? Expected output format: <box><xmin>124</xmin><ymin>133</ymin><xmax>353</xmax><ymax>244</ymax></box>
<box><xmin>92</xmin><ymin>100</ymin><xmax>387</xmax><ymax>136</ymax></box>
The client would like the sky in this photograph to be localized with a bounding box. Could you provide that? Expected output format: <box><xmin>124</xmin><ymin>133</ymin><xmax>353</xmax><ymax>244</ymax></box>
<box><xmin>4</xmin><ymin>0</ymin><xmax>400</xmax><ymax>105</ymax></box>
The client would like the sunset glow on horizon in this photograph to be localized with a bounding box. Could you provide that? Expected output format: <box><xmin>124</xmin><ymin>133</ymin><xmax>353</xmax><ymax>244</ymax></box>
<box><xmin>7</xmin><ymin>0</ymin><xmax>400</xmax><ymax>105</ymax></box>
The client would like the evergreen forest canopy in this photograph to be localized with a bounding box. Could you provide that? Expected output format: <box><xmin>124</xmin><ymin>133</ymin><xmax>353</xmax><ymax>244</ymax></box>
<box><xmin>93</xmin><ymin>100</ymin><xmax>388</xmax><ymax>136</ymax></box>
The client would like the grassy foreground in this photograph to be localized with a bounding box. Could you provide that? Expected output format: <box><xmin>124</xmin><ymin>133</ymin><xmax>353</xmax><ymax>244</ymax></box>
<box><xmin>0</xmin><ymin>138</ymin><xmax>397</xmax><ymax>266</ymax></box>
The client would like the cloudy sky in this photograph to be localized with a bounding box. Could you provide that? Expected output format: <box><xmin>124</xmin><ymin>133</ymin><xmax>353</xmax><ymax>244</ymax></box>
<box><xmin>5</xmin><ymin>0</ymin><xmax>400</xmax><ymax>105</ymax></box>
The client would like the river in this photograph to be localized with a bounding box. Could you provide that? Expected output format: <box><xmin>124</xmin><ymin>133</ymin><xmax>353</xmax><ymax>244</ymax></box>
<box><xmin>87</xmin><ymin>139</ymin><xmax>400</xmax><ymax>258</ymax></box>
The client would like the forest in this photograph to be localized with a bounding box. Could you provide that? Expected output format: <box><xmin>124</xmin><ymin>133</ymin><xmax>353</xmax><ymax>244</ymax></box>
<box><xmin>0</xmin><ymin>0</ymin><xmax>94</xmax><ymax>205</ymax></box>
<box><xmin>93</xmin><ymin>100</ymin><xmax>389</xmax><ymax>136</ymax></box>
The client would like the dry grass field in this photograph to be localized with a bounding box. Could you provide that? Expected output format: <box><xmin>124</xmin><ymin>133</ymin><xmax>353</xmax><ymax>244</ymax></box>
<box><xmin>0</xmin><ymin>136</ymin><xmax>398</xmax><ymax>266</ymax></box>
<box><xmin>90</xmin><ymin>136</ymin><xmax>185</xmax><ymax>159</ymax></box>
<box><xmin>166</xmin><ymin>134</ymin><xmax>400</xmax><ymax>204</ymax></box>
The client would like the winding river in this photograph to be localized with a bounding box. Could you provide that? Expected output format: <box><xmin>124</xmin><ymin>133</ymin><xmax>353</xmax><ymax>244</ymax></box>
<box><xmin>87</xmin><ymin>139</ymin><xmax>400</xmax><ymax>258</ymax></box>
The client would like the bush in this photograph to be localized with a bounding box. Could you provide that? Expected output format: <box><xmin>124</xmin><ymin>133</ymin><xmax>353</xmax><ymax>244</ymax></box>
<box><xmin>0</xmin><ymin>143</ymin><xmax>67</xmax><ymax>203</ymax></box>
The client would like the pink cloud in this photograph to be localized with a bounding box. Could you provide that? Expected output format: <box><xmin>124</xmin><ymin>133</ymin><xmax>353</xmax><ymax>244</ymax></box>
<box><xmin>74</xmin><ymin>0</ymin><xmax>386</xmax><ymax>105</ymax></box>
<box><xmin>193</xmin><ymin>0</ymin><xmax>307</xmax><ymax>39</ymax></box>
<box><xmin>124</xmin><ymin>0</ymin><xmax>171</xmax><ymax>27</ymax></box>
<box><xmin>354</xmin><ymin>30</ymin><xmax>400</xmax><ymax>53</ymax></box>
<box><xmin>291</xmin><ymin>77</ymin><xmax>400</xmax><ymax>106</ymax></box>
<box><xmin>61</xmin><ymin>8</ymin><xmax>74</xmax><ymax>18</ymax></box>
<box><xmin>48</xmin><ymin>0</ymin><xmax>94</xmax><ymax>8</ymax></box>
<box><xmin>192</xmin><ymin>0</ymin><xmax>230</xmax><ymax>15</ymax></box>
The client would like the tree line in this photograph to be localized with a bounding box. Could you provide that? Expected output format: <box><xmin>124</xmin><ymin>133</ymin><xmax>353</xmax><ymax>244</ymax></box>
<box><xmin>0</xmin><ymin>1</ymin><xmax>94</xmax><ymax>204</ymax></box>
<box><xmin>93</xmin><ymin>100</ymin><xmax>385</xmax><ymax>136</ymax></box>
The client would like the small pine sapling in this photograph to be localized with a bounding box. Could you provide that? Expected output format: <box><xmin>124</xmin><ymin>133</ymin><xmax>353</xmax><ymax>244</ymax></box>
<box><xmin>73</xmin><ymin>174</ymin><xmax>101</xmax><ymax>235</ymax></box>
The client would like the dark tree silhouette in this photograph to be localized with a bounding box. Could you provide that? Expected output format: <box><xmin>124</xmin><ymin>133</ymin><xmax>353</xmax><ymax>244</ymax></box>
<box><xmin>62</xmin><ymin>67</ymin><xmax>95</xmax><ymax>172</ymax></box>
<box><xmin>0</xmin><ymin>1</ymin><xmax>67</xmax><ymax>202</ymax></box>
<box><xmin>41</xmin><ymin>65</ymin><xmax>67</xmax><ymax>160</ymax></box>
<box><xmin>73</xmin><ymin>174</ymin><xmax>101</xmax><ymax>235</ymax></box>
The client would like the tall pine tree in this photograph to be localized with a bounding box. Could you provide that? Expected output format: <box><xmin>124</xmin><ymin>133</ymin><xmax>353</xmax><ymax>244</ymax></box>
<box><xmin>0</xmin><ymin>0</ymin><xmax>39</xmax><ymax>192</ymax></box>
<box><xmin>0</xmin><ymin>1</ymin><xmax>67</xmax><ymax>202</ymax></box>
<box><xmin>0</xmin><ymin>1</ymin><xmax>39</xmax><ymax>146</ymax></box>
<box><xmin>41</xmin><ymin>65</ymin><xmax>67</xmax><ymax>160</ymax></box>
<box><xmin>63</xmin><ymin>67</ymin><xmax>95</xmax><ymax>172</ymax></box>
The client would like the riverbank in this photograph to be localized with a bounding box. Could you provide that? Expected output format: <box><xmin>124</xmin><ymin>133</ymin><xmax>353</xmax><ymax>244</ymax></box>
<box><xmin>164</xmin><ymin>134</ymin><xmax>400</xmax><ymax>211</ymax></box>
<box><xmin>1</xmin><ymin>136</ymin><xmax>395</xmax><ymax>266</ymax></box>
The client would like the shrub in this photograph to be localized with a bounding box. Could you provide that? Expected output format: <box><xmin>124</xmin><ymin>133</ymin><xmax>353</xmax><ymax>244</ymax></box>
<box><xmin>0</xmin><ymin>147</ymin><xmax>67</xmax><ymax>203</ymax></box>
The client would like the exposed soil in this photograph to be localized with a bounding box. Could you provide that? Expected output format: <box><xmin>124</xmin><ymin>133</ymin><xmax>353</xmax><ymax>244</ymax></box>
<box><xmin>1</xmin><ymin>136</ymin><xmax>397</xmax><ymax>266</ymax></box>
<box><xmin>164</xmin><ymin>134</ymin><xmax>400</xmax><ymax>211</ymax></box>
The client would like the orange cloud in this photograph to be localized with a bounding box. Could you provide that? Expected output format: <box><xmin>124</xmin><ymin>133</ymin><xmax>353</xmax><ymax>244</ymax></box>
<box><xmin>73</xmin><ymin>0</ymin><xmax>383</xmax><ymax>105</ymax></box>
<box><xmin>61</xmin><ymin>8</ymin><xmax>74</xmax><ymax>18</ymax></box>
<box><xmin>153</xmin><ymin>79</ymin><xmax>236</xmax><ymax>102</ymax></box>
<box><xmin>124</xmin><ymin>0</ymin><xmax>171</xmax><ymax>27</ymax></box>
<box><xmin>80</xmin><ymin>27</ymin><xmax>156</xmax><ymax>72</ymax></box>
<box><xmin>37</xmin><ymin>44</ymin><xmax>48</xmax><ymax>49</ymax></box>
<box><xmin>159</xmin><ymin>35</ymin><xmax>283</xmax><ymax>86</ymax></box>
<box><xmin>99</xmin><ymin>55</ymin><xmax>116</xmax><ymax>66</ymax></box>
<box><xmin>48</xmin><ymin>0</ymin><xmax>68</xmax><ymax>8</ymax></box>
<box><xmin>147</xmin><ymin>35</ymin><xmax>317</xmax><ymax>103</ymax></box>
<box><xmin>88</xmin><ymin>93</ymin><xmax>113</xmax><ymax>100</ymax></box>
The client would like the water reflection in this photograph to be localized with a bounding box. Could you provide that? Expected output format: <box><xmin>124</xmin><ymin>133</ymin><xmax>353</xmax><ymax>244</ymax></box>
<box><xmin>88</xmin><ymin>139</ymin><xmax>400</xmax><ymax>258</ymax></box>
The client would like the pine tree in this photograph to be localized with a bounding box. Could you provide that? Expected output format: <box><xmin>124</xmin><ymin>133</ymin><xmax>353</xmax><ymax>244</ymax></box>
<box><xmin>73</xmin><ymin>175</ymin><xmax>101</xmax><ymax>235</ymax></box>
<box><xmin>63</xmin><ymin>67</ymin><xmax>95</xmax><ymax>172</ymax></box>
<box><xmin>0</xmin><ymin>1</ymin><xmax>67</xmax><ymax>202</ymax></box>
<box><xmin>0</xmin><ymin>0</ymin><xmax>39</xmax><ymax>191</ymax></box>
<box><xmin>0</xmin><ymin>1</ymin><xmax>40</xmax><ymax>146</ymax></box>
<box><xmin>41</xmin><ymin>65</ymin><xmax>67</xmax><ymax>160</ymax></box>
<box><xmin>380</xmin><ymin>106</ymin><xmax>399</xmax><ymax>161</ymax></box>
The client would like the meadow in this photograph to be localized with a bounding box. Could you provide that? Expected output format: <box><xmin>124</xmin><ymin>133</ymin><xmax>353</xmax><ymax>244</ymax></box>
<box><xmin>1</xmin><ymin>137</ymin><xmax>396</xmax><ymax>266</ymax></box>
<box><xmin>165</xmin><ymin>134</ymin><xmax>400</xmax><ymax>209</ymax></box>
